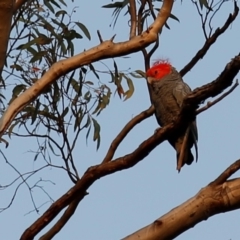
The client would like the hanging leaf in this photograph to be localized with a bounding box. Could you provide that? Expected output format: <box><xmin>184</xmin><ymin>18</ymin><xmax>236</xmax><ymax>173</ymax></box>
<box><xmin>92</xmin><ymin>118</ymin><xmax>101</xmax><ymax>150</ymax></box>
<box><xmin>61</xmin><ymin>106</ymin><xmax>69</xmax><ymax>118</ymax></box>
<box><xmin>12</xmin><ymin>84</ymin><xmax>26</xmax><ymax>97</ymax></box>
<box><xmin>123</xmin><ymin>75</ymin><xmax>134</xmax><ymax>101</ymax></box>
<box><xmin>75</xmin><ymin>22</ymin><xmax>91</xmax><ymax>40</ymax></box>
<box><xmin>199</xmin><ymin>0</ymin><xmax>212</xmax><ymax>10</ymax></box>
<box><xmin>31</xmin><ymin>99</ymin><xmax>41</xmax><ymax>124</ymax></box>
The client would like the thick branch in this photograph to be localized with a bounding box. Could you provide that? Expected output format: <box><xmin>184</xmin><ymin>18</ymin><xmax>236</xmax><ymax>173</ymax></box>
<box><xmin>13</xmin><ymin>0</ymin><xmax>30</xmax><ymax>13</ymax></box>
<box><xmin>180</xmin><ymin>1</ymin><xmax>239</xmax><ymax>77</ymax></box>
<box><xmin>39</xmin><ymin>193</ymin><xmax>87</xmax><ymax>240</ymax></box>
<box><xmin>0</xmin><ymin>0</ymin><xmax>174</xmax><ymax>140</ymax></box>
<box><xmin>0</xmin><ymin>0</ymin><xmax>14</xmax><ymax>76</ymax></box>
<box><xmin>123</xmin><ymin>160</ymin><xmax>240</xmax><ymax>240</ymax></box>
<box><xmin>20</xmin><ymin>54</ymin><xmax>240</xmax><ymax>240</ymax></box>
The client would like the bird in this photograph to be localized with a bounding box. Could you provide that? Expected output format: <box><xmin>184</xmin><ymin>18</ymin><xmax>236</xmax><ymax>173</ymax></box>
<box><xmin>146</xmin><ymin>59</ymin><xmax>198</xmax><ymax>171</ymax></box>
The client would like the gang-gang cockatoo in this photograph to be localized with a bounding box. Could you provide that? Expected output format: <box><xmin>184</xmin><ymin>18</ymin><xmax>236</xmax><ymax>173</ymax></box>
<box><xmin>146</xmin><ymin>60</ymin><xmax>198</xmax><ymax>171</ymax></box>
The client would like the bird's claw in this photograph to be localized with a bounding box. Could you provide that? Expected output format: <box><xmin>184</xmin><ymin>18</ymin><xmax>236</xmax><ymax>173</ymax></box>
<box><xmin>154</xmin><ymin>127</ymin><xmax>161</xmax><ymax>134</ymax></box>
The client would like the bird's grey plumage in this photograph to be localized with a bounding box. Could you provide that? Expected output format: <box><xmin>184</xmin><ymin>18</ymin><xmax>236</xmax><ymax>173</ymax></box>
<box><xmin>149</xmin><ymin>67</ymin><xmax>198</xmax><ymax>170</ymax></box>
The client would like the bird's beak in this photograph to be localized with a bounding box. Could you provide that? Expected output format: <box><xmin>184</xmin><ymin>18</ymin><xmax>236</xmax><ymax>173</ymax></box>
<box><xmin>147</xmin><ymin>77</ymin><xmax>153</xmax><ymax>84</ymax></box>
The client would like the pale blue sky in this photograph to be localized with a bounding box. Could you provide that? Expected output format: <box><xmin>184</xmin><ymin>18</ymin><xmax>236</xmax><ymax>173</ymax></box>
<box><xmin>1</xmin><ymin>1</ymin><xmax>240</xmax><ymax>239</ymax></box>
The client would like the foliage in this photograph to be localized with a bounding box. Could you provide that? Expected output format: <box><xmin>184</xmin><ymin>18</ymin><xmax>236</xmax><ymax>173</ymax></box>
<box><xmin>0</xmin><ymin>0</ymin><xmax>239</xmax><ymax>239</ymax></box>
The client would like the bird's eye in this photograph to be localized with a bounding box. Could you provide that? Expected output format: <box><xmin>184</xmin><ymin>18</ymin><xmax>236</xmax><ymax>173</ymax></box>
<box><xmin>154</xmin><ymin>70</ymin><xmax>158</xmax><ymax>75</ymax></box>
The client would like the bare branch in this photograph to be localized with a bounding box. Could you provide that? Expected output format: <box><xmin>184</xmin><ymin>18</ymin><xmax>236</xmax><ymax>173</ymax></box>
<box><xmin>180</xmin><ymin>1</ymin><xmax>239</xmax><ymax>77</ymax></box>
<box><xmin>97</xmin><ymin>30</ymin><xmax>103</xmax><ymax>43</ymax></box>
<box><xmin>20</xmin><ymin>54</ymin><xmax>240</xmax><ymax>240</ymax></box>
<box><xmin>0</xmin><ymin>0</ymin><xmax>14</xmax><ymax>75</ymax></box>
<box><xmin>123</xmin><ymin>160</ymin><xmax>240</xmax><ymax>240</ymax></box>
<box><xmin>39</xmin><ymin>193</ymin><xmax>88</xmax><ymax>240</ymax></box>
<box><xmin>102</xmin><ymin>105</ymin><xmax>154</xmax><ymax>163</ymax></box>
<box><xmin>137</xmin><ymin>0</ymin><xmax>147</xmax><ymax>35</ymax></box>
<box><xmin>129</xmin><ymin>0</ymin><xmax>137</xmax><ymax>39</ymax></box>
<box><xmin>210</xmin><ymin>159</ymin><xmax>240</xmax><ymax>186</ymax></box>
<box><xmin>196</xmin><ymin>80</ymin><xmax>239</xmax><ymax>115</ymax></box>
<box><xmin>0</xmin><ymin>0</ymin><xmax>175</xmax><ymax>139</ymax></box>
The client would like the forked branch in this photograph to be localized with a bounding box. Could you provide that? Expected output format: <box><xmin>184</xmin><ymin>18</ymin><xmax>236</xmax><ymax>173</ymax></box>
<box><xmin>180</xmin><ymin>1</ymin><xmax>239</xmax><ymax>77</ymax></box>
<box><xmin>123</xmin><ymin>159</ymin><xmax>240</xmax><ymax>240</ymax></box>
<box><xmin>20</xmin><ymin>54</ymin><xmax>240</xmax><ymax>240</ymax></box>
<box><xmin>102</xmin><ymin>105</ymin><xmax>154</xmax><ymax>163</ymax></box>
<box><xmin>0</xmin><ymin>0</ymin><xmax>174</xmax><ymax>140</ymax></box>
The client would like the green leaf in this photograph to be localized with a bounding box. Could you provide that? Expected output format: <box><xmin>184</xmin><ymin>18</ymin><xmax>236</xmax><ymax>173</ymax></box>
<box><xmin>102</xmin><ymin>0</ymin><xmax>129</xmax><ymax>8</ymax></box>
<box><xmin>130</xmin><ymin>70</ymin><xmax>145</xmax><ymax>78</ymax></box>
<box><xmin>12</xmin><ymin>84</ymin><xmax>26</xmax><ymax>97</ymax></box>
<box><xmin>34</xmin><ymin>152</ymin><xmax>40</xmax><ymax>161</ymax></box>
<box><xmin>169</xmin><ymin>13</ymin><xmax>180</xmax><ymax>22</ymax></box>
<box><xmin>85</xmin><ymin>115</ymin><xmax>92</xmax><ymax>144</ymax></box>
<box><xmin>31</xmin><ymin>99</ymin><xmax>41</xmax><ymax>124</ymax></box>
<box><xmin>123</xmin><ymin>75</ymin><xmax>134</xmax><ymax>101</ymax></box>
<box><xmin>10</xmin><ymin>64</ymin><xmax>24</xmax><ymax>71</ymax></box>
<box><xmin>74</xmin><ymin>110</ymin><xmax>83</xmax><ymax>132</ymax></box>
<box><xmin>43</xmin><ymin>0</ymin><xmax>55</xmax><ymax>13</ymax></box>
<box><xmin>199</xmin><ymin>0</ymin><xmax>212</xmax><ymax>10</ymax></box>
<box><xmin>89</xmin><ymin>63</ymin><xmax>99</xmax><ymax>79</ymax></box>
<box><xmin>61</xmin><ymin>107</ymin><xmax>69</xmax><ymax>118</ymax></box>
<box><xmin>75</xmin><ymin>22</ymin><xmax>91</xmax><ymax>40</ymax></box>
<box><xmin>92</xmin><ymin>118</ymin><xmax>101</xmax><ymax>150</ymax></box>
<box><xmin>55</xmin><ymin>10</ymin><xmax>67</xmax><ymax>17</ymax></box>
<box><xmin>48</xmin><ymin>140</ymin><xmax>60</xmax><ymax>157</ymax></box>
<box><xmin>8</xmin><ymin>121</ymin><xmax>20</xmax><ymax>138</ymax></box>
<box><xmin>85</xmin><ymin>81</ymin><xmax>94</xmax><ymax>85</ymax></box>
<box><xmin>84</xmin><ymin>91</ymin><xmax>92</xmax><ymax>102</ymax></box>
<box><xmin>113</xmin><ymin>59</ymin><xmax>119</xmax><ymax>77</ymax></box>
<box><xmin>135</xmin><ymin>70</ymin><xmax>146</xmax><ymax>78</ymax></box>
<box><xmin>30</xmin><ymin>51</ymin><xmax>47</xmax><ymax>63</ymax></box>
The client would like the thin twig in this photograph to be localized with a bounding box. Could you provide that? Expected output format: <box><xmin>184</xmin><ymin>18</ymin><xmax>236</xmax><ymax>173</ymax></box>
<box><xmin>97</xmin><ymin>30</ymin><xmax>103</xmax><ymax>43</ymax></box>
<box><xmin>210</xmin><ymin>159</ymin><xmax>240</xmax><ymax>186</ymax></box>
<box><xmin>39</xmin><ymin>193</ymin><xmax>88</xmax><ymax>240</ymax></box>
<box><xmin>180</xmin><ymin>1</ymin><xmax>239</xmax><ymax>77</ymax></box>
<box><xmin>102</xmin><ymin>105</ymin><xmax>154</xmax><ymax>163</ymax></box>
<box><xmin>137</xmin><ymin>0</ymin><xmax>147</xmax><ymax>35</ymax></box>
<box><xmin>196</xmin><ymin>80</ymin><xmax>239</xmax><ymax>115</ymax></box>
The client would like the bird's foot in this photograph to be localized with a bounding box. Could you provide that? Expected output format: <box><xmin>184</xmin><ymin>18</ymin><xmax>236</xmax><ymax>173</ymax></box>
<box><xmin>154</xmin><ymin>127</ymin><xmax>161</xmax><ymax>134</ymax></box>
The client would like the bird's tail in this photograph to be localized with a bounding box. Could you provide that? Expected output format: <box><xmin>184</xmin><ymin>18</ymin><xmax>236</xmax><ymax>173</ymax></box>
<box><xmin>176</xmin><ymin>127</ymin><xmax>194</xmax><ymax>172</ymax></box>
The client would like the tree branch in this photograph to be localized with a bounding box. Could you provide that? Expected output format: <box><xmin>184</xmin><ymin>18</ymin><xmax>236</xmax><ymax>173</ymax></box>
<box><xmin>13</xmin><ymin>0</ymin><xmax>31</xmax><ymax>13</ymax></box>
<box><xmin>0</xmin><ymin>0</ymin><xmax>174</xmax><ymax>140</ymax></box>
<box><xmin>123</xmin><ymin>159</ymin><xmax>240</xmax><ymax>240</ymax></box>
<box><xmin>196</xmin><ymin>80</ymin><xmax>239</xmax><ymax>115</ymax></box>
<box><xmin>180</xmin><ymin>1</ymin><xmax>239</xmax><ymax>77</ymax></box>
<box><xmin>102</xmin><ymin>105</ymin><xmax>154</xmax><ymax>163</ymax></box>
<box><xmin>0</xmin><ymin>0</ymin><xmax>14</xmax><ymax>76</ymax></box>
<box><xmin>129</xmin><ymin>0</ymin><xmax>137</xmax><ymax>39</ymax></box>
<box><xmin>210</xmin><ymin>159</ymin><xmax>240</xmax><ymax>186</ymax></box>
<box><xmin>39</xmin><ymin>193</ymin><xmax>87</xmax><ymax>240</ymax></box>
<box><xmin>20</xmin><ymin>54</ymin><xmax>240</xmax><ymax>240</ymax></box>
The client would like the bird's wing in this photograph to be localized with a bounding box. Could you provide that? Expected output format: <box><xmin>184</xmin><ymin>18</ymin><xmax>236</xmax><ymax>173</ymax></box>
<box><xmin>172</xmin><ymin>82</ymin><xmax>198</xmax><ymax>161</ymax></box>
<box><xmin>172</xmin><ymin>82</ymin><xmax>191</xmax><ymax>106</ymax></box>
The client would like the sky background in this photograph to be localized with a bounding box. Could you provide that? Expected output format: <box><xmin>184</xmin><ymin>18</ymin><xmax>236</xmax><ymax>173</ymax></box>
<box><xmin>1</xmin><ymin>0</ymin><xmax>240</xmax><ymax>239</ymax></box>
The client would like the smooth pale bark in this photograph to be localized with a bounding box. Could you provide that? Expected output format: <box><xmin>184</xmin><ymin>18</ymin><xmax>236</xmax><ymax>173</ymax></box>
<box><xmin>0</xmin><ymin>0</ymin><xmax>14</xmax><ymax>76</ymax></box>
<box><xmin>123</xmin><ymin>178</ymin><xmax>240</xmax><ymax>240</ymax></box>
<box><xmin>20</xmin><ymin>1</ymin><xmax>174</xmax><ymax>239</ymax></box>
<box><xmin>0</xmin><ymin>0</ymin><xmax>174</xmax><ymax>139</ymax></box>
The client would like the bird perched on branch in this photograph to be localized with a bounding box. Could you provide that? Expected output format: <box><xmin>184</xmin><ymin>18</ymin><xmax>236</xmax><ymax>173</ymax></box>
<box><xmin>146</xmin><ymin>59</ymin><xmax>198</xmax><ymax>171</ymax></box>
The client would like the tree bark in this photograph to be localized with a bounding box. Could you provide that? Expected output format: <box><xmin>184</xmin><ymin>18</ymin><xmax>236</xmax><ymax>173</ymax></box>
<box><xmin>123</xmin><ymin>161</ymin><xmax>240</xmax><ymax>240</ymax></box>
<box><xmin>0</xmin><ymin>0</ymin><xmax>14</xmax><ymax>76</ymax></box>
